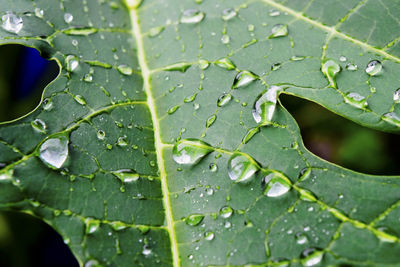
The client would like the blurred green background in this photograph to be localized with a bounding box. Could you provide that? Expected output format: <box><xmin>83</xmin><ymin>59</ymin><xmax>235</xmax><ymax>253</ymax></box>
<box><xmin>0</xmin><ymin>44</ymin><xmax>399</xmax><ymax>266</ymax></box>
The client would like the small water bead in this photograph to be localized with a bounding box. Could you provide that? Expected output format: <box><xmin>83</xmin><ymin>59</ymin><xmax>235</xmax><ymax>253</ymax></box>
<box><xmin>382</xmin><ymin>112</ymin><xmax>400</xmax><ymax>127</ymax></box>
<box><xmin>64</xmin><ymin>13</ymin><xmax>73</xmax><ymax>23</ymax></box>
<box><xmin>270</xmin><ymin>24</ymin><xmax>288</xmax><ymax>38</ymax></box>
<box><xmin>84</xmin><ymin>73</ymin><xmax>93</xmax><ymax>82</ymax></box>
<box><xmin>172</xmin><ymin>139</ymin><xmax>212</xmax><ymax>165</ymax></box>
<box><xmin>209</xmin><ymin>163</ymin><xmax>218</xmax><ymax>172</ymax></box>
<box><xmin>217</xmin><ymin>93</ymin><xmax>232</xmax><ymax>107</ymax></box>
<box><xmin>393</xmin><ymin>88</ymin><xmax>400</xmax><ymax>103</ymax></box>
<box><xmin>34</xmin><ymin>8</ymin><xmax>44</xmax><ymax>18</ymax></box>
<box><xmin>339</xmin><ymin>56</ymin><xmax>347</xmax><ymax>62</ymax></box>
<box><xmin>42</xmin><ymin>98</ymin><xmax>53</xmax><ymax>111</ymax></box>
<box><xmin>180</xmin><ymin>9</ymin><xmax>205</xmax><ymax>24</ymax></box>
<box><xmin>321</xmin><ymin>59</ymin><xmax>340</xmax><ymax>87</ymax></box>
<box><xmin>248</xmin><ymin>24</ymin><xmax>255</xmax><ymax>32</ymax></box>
<box><xmin>85</xmin><ymin>218</ymin><xmax>100</xmax><ymax>234</ymax></box>
<box><xmin>296</xmin><ymin>233</ymin><xmax>308</xmax><ymax>244</ymax></box>
<box><xmin>206</xmin><ymin>188</ymin><xmax>214</xmax><ymax>195</ymax></box>
<box><xmin>365</xmin><ymin>60</ymin><xmax>382</xmax><ymax>76</ymax></box>
<box><xmin>345</xmin><ymin>63</ymin><xmax>358</xmax><ymax>71</ymax></box>
<box><xmin>344</xmin><ymin>92</ymin><xmax>368</xmax><ymax>109</ymax></box>
<box><xmin>112</xmin><ymin>169</ymin><xmax>139</xmax><ymax>183</ymax></box>
<box><xmin>117</xmin><ymin>64</ymin><xmax>133</xmax><ymax>75</ymax></box>
<box><xmin>142</xmin><ymin>245</ymin><xmax>152</xmax><ymax>256</ymax></box>
<box><xmin>31</xmin><ymin>119</ymin><xmax>47</xmax><ymax>134</ymax></box>
<box><xmin>221</xmin><ymin>34</ymin><xmax>230</xmax><ymax>44</ymax></box>
<box><xmin>301</xmin><ymin>248</ymin><xmax>324</xmax><ymax>267</ymax></box>
<box><xmin>74</xmin><ymin>95</ymin><xmax>87</xmax><ymax>105</ymax></box>
<box><xmin>84</xmin><ymin>259</ymin><xmax>100</xmax><ymax>267</ymax></box>
<box><xmin>233</xmin><ymin>71</ymin><xmax>257</xmax><ymax>88</ymax></box>
<box><xmin>220</xmin><ymin>206</ymin><xmax>233</xmax><ymax>218</ymax></box>
<box><xmin>168</xmin><ymin>105</ymin><xmax>180</xmax><ymax>114</ymax></box>
<box><xmin>1</xmin><ymin>12</ymin><xmax>23</xmax><ymax>34</ymax></box>
<box><xmin>204</xmin><ymin>231</ymin><xmax>215</xmax><ymax>241</ymax></box>
<box><xmin>164</xmin><ymin>62</ymin><xmax>191</xmax><ymax>73</ymax></box>
<box><xmin>227</xmin><ymin>153</ymin><xmax>259</xmax><ymax>183</ymax></box>
<box><xmin>222</xmin><ymin>8</ymin><xmax>237</xmax><ymax>21</ymax></box>
<box><xmin>66</xmin><ymin>55</ymin><xmax>79</xmax><ymax>72</ymax></box>
<box><xmin>72</xmin><ymin>39</ymin><xmax>78</xmax><ymax>46</ymax></box>
<box><xmin>149</xmin><ymin>26</ymin><xmax>164</xmax><ymax>37</ymax></box>
<box><xmin>264</xmin><ymin>176</ymin><xmax>291</xmax><ymax>197</ymax></box>
<box><xmin>298</xmin><ymin>168</ymin><xmax>311</xmax><ymax>182</ymax></box>
<box><xmin>269</xmin><ymin>9</ymin><xmax>280</xmax><ymax>17</ymax></box>
<box><xmin>224</xmin><ymin>221</ymin><xmax>231</xmax><ymax>228</ymax></box>
<box><xmin>199</xmin><ymin>60</ymin><xmax>209</xmax><ymax>70</ymax></box>
<box><xmin>252</xmin><ymin>86</ymin><xmax>280</xmax><ymax>125</ymax></box>
<box><xmin>242</xmin><ymin>127</ymin><xmax>260</xmax><ymax>144</ymax></box>
<box><xmin>185</xmin><ymin>214</ymin><xmax>204</xmax><ymax>226</ymax></box>
<box><xmin>39</xmin><ymin>135</ymin><xmax>69</xmax><ymax>169</ymax></box>
<box><xmin>117</xmin><ymin>136</ymin><xmax>128</xmax><ymax>146</ymax></box>
<box><xmin>184</xmin><ymin>93</ymin><xmax>197</xmax><ymax>103</ymax></box>
<box><xmin>206</xmin><ymin>114</ymin><xmax>217</xmax><ymax>128</ymax></box>
<box><xmin>215</xmin><ymin>57</ymin><xmax>236</xmax><ymax>70</ymax></box>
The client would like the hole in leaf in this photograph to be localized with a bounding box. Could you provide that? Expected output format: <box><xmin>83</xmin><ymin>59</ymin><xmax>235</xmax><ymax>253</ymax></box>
<box><xmin>0</xmin><ymin>211</ymin><xmax>78</xmax><ymax>267</ymax></box>
<box><xmin>280</xmin><ymin>94</ymin><xmax>400</xmax><ymax>175</ymax></box>
<box><xmin>0</xmin><ymin>45</ymin><xmax>59</xmax><ymax>122</ymax></box>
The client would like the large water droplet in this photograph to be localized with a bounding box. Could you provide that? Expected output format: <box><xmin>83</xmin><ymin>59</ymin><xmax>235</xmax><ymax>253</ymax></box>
<box><xmin>117</xmin><ymin>64</ymin><xmax>133</xmax><ymax>75</ymax></box>
<box><xmin>217</xmin><ymin>93</ymin><xmax>232</xmax><ymax>107</ymax></box>
<box><xmin>365</xmin><ymin>60</ymin><xmax>382</xmax><ymax>76</ymax></box>
<box><xmin>264</xmin><ymin>174</ymin><xmax>291</xmax><ymax>197</ymax></box>
<box><xmin>382</xmin><ymin>112</ymin><xmax>400</xmax><ymax>127</ymax></box>
<box><xmin>227</xmin><ymin>153</ymin><xmax>259</xmax><ymax>183</ymax></box>
<box><xmin>64</xmin><ymin>13</ymin><xmax>73</xmax><ymax>23</ymax></box>
<box><xmin>344</xmin><ymin>92</ymin><xmax>368</xmax><ymax>109</ymax></box>
<box><xmin>204</xmin><ymin>231</ymin><xmax>215</xmax><ymax>241</ymax></box>
<box><xmin>172</xmin><ymin>139</ymin><xmax>212</xmax><ymax>165</ymax></box>
<box><xmin>2</xmin><ymin>12</ymin><xmax>23</xmax><ymax>34</ymax></box>
<box><xmin>215</xmin><ymin>58</ymin><xmax>236</xmax><ymax>70</ymax></box>
<box><xmin>321</xmin><ymin>59</ymin><xmax>340</xmax><ymax>87</ymax></box>
<box><xmin>220</xmin><ymin>206</ymin><xmax>233</xmax><ymax>218</ymax></box>
<box><xmin>39</xmin><ymin>136</ymin><xmax>69</xmax><ymax>169</ymax></box>
<box><xmin>270</xmin><ymin>24</ymin><xmax>288</xmax><ymax>38</ymax></box>
<box><xmin>185</xmin><ymin>214</ymin><xmax>204</xmax><ymax>226</ymax></box>
<box><xmin>180</xmin><ymin>9</ymin><xmax>205</xmax><ymax>24</ymax></box>
<box><xmin>222</xmin><ymin>8</ymin><xmax>237</xmax><ymax>21</ymax></box>
<box><xmin>233</xmin><ymin>71</ymin><xmax>257</xmax><ymax>88</ymax></box>
<box><xmin>393</xmin><ymin>88</ymin><xmax>400</xmax><ymax>103</ymax></box>
<box><xmin>66</xmin><ymin>55</ymin><xmax>79</xmax><ymax>72</ymax></box>
<box><xmin>301</xmin><ymin>248</ymin><xmax>324</xmax><ymax>266</ymax></box>
<box><xmin>31</xmin><ymin>119</ymin><xmax>47</xmax><ymax>134</ymax></box>
<box><xmin>112</xmin><ymin>169</ymin><xmax>139</xmax><ymax>183</ymax></box>
<box><xmin>252</xmin><ymin>86</ymin><xmax>280</xmax><ymax>125</ymax></box>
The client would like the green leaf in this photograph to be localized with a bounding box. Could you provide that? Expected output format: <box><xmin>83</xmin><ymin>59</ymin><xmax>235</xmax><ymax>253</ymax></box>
<box><xmin>1</xmin><ymin>0</ymin><xmax>400</xmax><ymax>266</ymax></box>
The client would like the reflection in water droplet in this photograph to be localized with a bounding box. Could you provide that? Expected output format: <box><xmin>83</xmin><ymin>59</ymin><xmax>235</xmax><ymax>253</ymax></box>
<box><xmin>222</xmin><ymin>8</ymin><xmax>237</xmax><ymax>21</ymax></box>
<box><xmin>209</xmin><ymin>163</ymin><xmax>218</xmax><ymax>172</ymax></box>
<box><xmin>172</xmin><ymin>139</ymin><xmax>212</xmax><ymax>165</ymax></box>
<box><xmin>227</xmin><ymin>153</ymin><xmax>259</xmax><ymax>183</ymax></box>
<box><xmin>233</xmin><ymin>71</ymin><xmax>257</xmax><ymax>88</ymax></box>
<box><xmin>64</xmin><ymin>13</ymin><xmax>73</xmax><ymax>23</ymax></box>
<box><xmin>393</xmin><ymin>88</ymin><xmax>400</xmax><ymax>103</ymax></box>
<box><xmin>264</xmin><ymin>175</ymin><xmax>291</xmax><ymax>197</ymax></box>
<box><xmin>321</xmin><ymin>59</ymin><xmax>340</xmax><ymax>87</ymax></box>
<box><xmin>31</xmin><ymin>119</ymin><xmax>47</xmax><ymax>134</ymax></box>
<box><xmin>270</xmin><ymin>24</ymin><xmax>288</xmax><ymax>38</ymax></box>
<box><xmin>2</xmin><ymin>12</ymin><xmax>23</xmax><ymax>34</ymax></box>
<box><xmin>365</xmin><ymin>60</ymin><xmax>382</xmax><ymax>76</ymax></box>
<box><xmin>204</xmin><ymin>231</ymin><xmax>215</xmax><ymax>240</ymax></box>
<box><xmin>112</xmin><ymin>169</ymin><xmax>139</xmax><ymax>183</ymax></box>
<box><xmin>185</xmin><ymin>214</ymin><xmax>204</xmax><ymax>226</ymax></box>
<box><xmin>215</xmin><ymin>58</ymin><xmax>236</xmax><ymax>70</ymax></box>
<box><xmin>180</xmin><ymin>9</ymin><xmax>205</xmax><ymax>24</ymax></box>
<box><xmin>149</xmin><ymin>26</ymin><xmax>164</xmax><ymax>37</ymax></box>
<box><xmin>382</xmin><ymin>112</ymin><xmax>400</xmax><ymax>127</ymax></box>
<box><xmin>66</xmin><ymin>55</ymin><xmax>79</xmax><ymax>72</ymax></box>
<box><xmin>39</xmin><ymin>136</ymin><xmax>69</xmax><ymax>169</ymax></box>
<box><xmin>344</xmin><ymin>92</ymin><xmax>368</xmax><ymax>109</ymax></box>
<box><xmin>301</xmin><ymin>248</ymin><xmax>324</xmax><ymax>266</ymax></box>
<box><xmin>252</xmin><ymin>86</ymin><xmax>281</xmax><ymax>125</ymax></box>
<box><xmin>220</xmin><ymin>206</ymin><xmax>233</xmax><ymax>218</ymax></box>
<box><xmin>221</xmin><ymin>34</ymin><xmax>230</xmax><ymax>44</ymax></box>
<box><xmin>117</xmin><ymin>64</ymin><xmax>133</xmax><ymax>75</ymax></box>
<box><xmin>217</xmin><ymin>93</ymin><xmax>232</xmax><ymax>107</ymax></box>
<box><xmin>296</xmin><ymin>233</ymin><xmax>308</xmax><ymax>244</ymax></box>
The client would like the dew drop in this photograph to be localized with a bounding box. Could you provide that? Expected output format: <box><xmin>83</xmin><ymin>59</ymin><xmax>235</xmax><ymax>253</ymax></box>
<box><xmin>112</xmin><ymin>169</ymin><xmax>139</xmax><ymax>183</ymax></box>
<box><xmin>209</xmin><ymin>163</ymin><xmax>218</xmax><ymax>172</ymax></box>
<box><xmin>290</xmin><ymin>55</ymin><xmax>305</xmax><ymax>61</ymax></box>
<box><xmin>172</xmin><ymin>139</ymin><xmax>212</xmax><ymax>165</ymax></box>
<box><xmin>117</xmin><ymin>64</ymin><xmax>133</xmax><ymax>75</ymax></box>
<box><xmin>84</xmin><ymin>74</ymin><xmax>93</xmax><ymax>82</ymax></box>
<box><xmin>215</xmin><ymin>57</ymin><xmax>236</xmax><ymax>70</ymax></box>
<box><xmin>365</xmin><ymin>60</ymin><xmax>382</xmax><ymax>76</ymax></box>
<box><xmin>271</xmin><ymin>63</ymin><xmax>281</xmax><ymax>71</ymax></box>
<box><xmin>298</xmin><ymin>168</ymin><xmax>311</xmax><ymax>182</ymax></box>
<box><xmin>1</xmin><ymin>12</ymin><xmax>23</xmax><ymax>34</ymax></box>
<box><xmin>227</xmin><ymin>153</ymin><xmax>259</xmax><ymax>183</ymax></box>
<box><xmin>217</xmin><ymin>93</ymin><xmax>232</xmax><ymax>107</ymax></box>
<box><xmin>220</xmin><ymin>206</ymin><xmax>233</xmax><ymax>218</ymax></box>
<box><xmin>149</xmin><ymin>26</ymin><xmax>164</xmax><ymax>37</ymax></box>
<box><xmin>269</xmin><ymin>9</ymin><xmax>280</xmax><ymax>17</ymax></box>
<box><xmin>270</xmin><ymin>24</ymin><xmax>288</xmax><ymax>38</ymax></box>
<box><xmin>168</xmin><ymin>105</ymin><xmax>180</xmax><ymax>114</ymax></box>
<box><xmin>344</xmin><ymin>92</ymin><xmax>368</xmax><ymax>109</ymax></box>
<box><xmin>85</xmin><ymin>218</ymin><xmax>100</xmax><ymax>234</ymax></box>
<box><xmin>110</xmin><ymin>221</ymin><xmax>127</xmax><ymax>231</ymax></box>
<box><xmin>34</xmin><ymin>8</ymin><xmax>44</xmax><ymax>18</ymax></box>
<box><xmin>117</xmin><ymin>136</ymin><xmax>128</xmax><ymax>146</ymax></box>
<box><xmin>339</xmin><ymin>56</ymin><xmax>347</xmax><ymax>62</ymax></box>
<box><xmin>66</xmin><ymin>55</ymin><xmax>79</xmax><ymax>72</ymax></box>
<box><xmin>233</xmin><ymin>71</ymin><xmax>257</xmax><ymax>88</ymax></box>
<box><xmin>64</xmin><ymin>13</ymin><xmax>73</xmax><ymax>23</ymax></box>
<box><xmin>164</xmin><ymin>62</ymin><xmax>191</xmax><ymax>72</ymax></box>
<box><xmin>296</xmin><ymin>233</ymin><xmax>308</xmax><ymax>244</ymax></box>
<box><xmin>206</xmin><ymin>114</ymin><xmax>217</xmax><ymax>128</ymax></box>
<box><xmin>39</xmin><ymin>135</ymin><xmax>69</xmax><ymax>169</ymax></box>
<box><xmin>393</xmin><ymin>88</ymin><xmax>400</xmax><ymax>103</ymax></box>
<box><xmin>142</xmin><ymin>245</ymin><xmax>152</xmax><ymax>256</ymax></box>
<box><xmin>74</xmin><ymin>95</ymin><xmax>87</xmax><ymax>105</ymax></box>
<box><xmin>199</xmin><ymin>60</ymin><xmax>210</xmax><ymax>70</ymax></box>
<box><xmin>204</xmin><ymin>231</ymin><xmax>215</xmax><ymax>240</ymax></box>
<box><xmin>264</xmin><ymin>175</ymin><xmax>291</xmax><ymax>197</ymax></box>
<box><xmin>252</xmin><ymin>86</ymin><xmax>280</xmax><ymax>125</ymax></box>
<box><xmin>321</xmin><ymin>59</ymin><xmax>340</xmax><ymax>87</ymax></box>
<box><xmin>224</xmin><ymin>221</ymin><xmax>231</xmax><ymax>228</ymax></box>
<box><xmin>31</xmin><ymin>119</ymin><xmax>47</xmax><ymax>134</ymax></box>
<box><xmin>242</xmin><ymin>127</ymin><xmax>260</xmax><ymax>144</ymax></box>
<box><xmin>345</xmin><ymin>63</ymin><xmax>358</xmax><ymax>71</ymax></box>
<box><xmin>43</xmin><ymin>98</ymin><xmax>53</xmax><ymax>111</ymax></box>
<box><xmin>382</xmin><ymin>112</ymin><xmax>400</xmax><ymax>127</ymax></box>
<box><xmin>184</xmin><ymin>93</ymin><xmax>197</xmax><ymax>103</ymax></box>
<box><xmin>206</xmin><ymin>188</ymin><xmax>214</xmax><ymax>195</ymax></box>
<box><xmin>248</xmin><ymin>24</ymin><xmax>255</xmax><ymax>32</ymax></box>
<box><xmin>72</xmin><ymin>39</ymin><xmax>78</xmax><ymax>46</ymax></box>
<box><xmin>180</xmin><ymin>9</ymin><xmax>205</xmax><ymax>24</ymax></box>
<box><xmin>301</xmin><ymin>248</ymin><xmax>324</xmax><ymax>267</ymax></box>
<box><xmin>185</xmin><ymin>214</ymin><xmax>204</xmax><ymax>226</ymax></box>
<box><xmin>222</xmin><ymin>8</ymin><xmax>237</xmax><ymax>21</ymax></box>
<box><xmin>221</xmin><ymin>34</ymin><xmax>230</xmax><ymax>44</ymax></box>
<box><xmin>84</xmin><ymin>259</ymin><xmax>100</xmax><ymax>267</ymax></box>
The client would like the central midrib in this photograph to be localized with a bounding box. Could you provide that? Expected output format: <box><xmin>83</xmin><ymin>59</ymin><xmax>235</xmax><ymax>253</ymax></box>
<box><xmin>128</xmin><ymin>4</ymin><xmax>181</xmax><ymax>267</ymax></box>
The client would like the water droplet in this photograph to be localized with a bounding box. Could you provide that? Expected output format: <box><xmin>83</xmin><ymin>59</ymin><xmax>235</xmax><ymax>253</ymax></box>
<box><xmin>298</xmin><ymin>168</ymin><xmax>311</xmax><ymax>182</ymax></box>
<box><xmin>84</xmin><ymin>74</ymin><xmax>93</xmax><ymax>82</ymax></box>
<box><xmin>217</xmin><ymin>93</ymin><xmax>232</xmax><ymax>107</ymax></box>
<box><xmin>64</xmin><ymin>13</ymin><xmax>73</xmax><ymax>23</ymax></box>
<box><xmin>172</xmin><ymin>139</ymin><xmax>212</xmax><ymax>165</ymax></box>
<box><xmin>1</xmin><ymin>12</ymin><xmax>23</xmax><ymax>34</ymax></box>
<box><xmin>112</xmin><ymin>169</ymin><xmax>139</xmax><ymax>183</ymax></box>
<box><xmin>43</xmin><ymin>98</ymin><xmax>53</xmax><ymax>111</ymax></box>
<box><xmin>31</xmin><ymin>119</ymin><xmax>47</xmax><ymax>134</ymax></box>
<box><xmin>168</xmin><ymin>105</ymin><xmax>180</xmax><ymax>114</ymax></box>
<box><xmin>344</xmin><ymin>92</ymin><xmax>368</xmax><ymax>109</ymax></box>
<box><xmin>242</xmin><ymin>127</ymin><xmax>260</xmax><ymax>144</ymax></box>
<box><xmin>39</xmin><ymin>136</ymin><xmax>69</xmax><ymax>169</ymax></box>
<box><xmin>215</xmin><ymin>58</ymin><xmax>236</xmax><ymax>70</ymax></box>
<box><xmin>66</xmin><ymin>55</ymin><xmax>79</xmax><ymax>72</ymax></box>
<box><xmin>85</xmin><ymin>218</ymin><xmax>100</xmax><ymax>234</ymax></box>
<box><xmin>185</xmin><ymin>214</ymin><xmax>204</xmax><ymax>226</ymax></box>
<box><xmin>203</xmin><ymin>231</ymin><xmax>215</xmax><ymax>241</ymax></box>
<box><xmin>227</xmin><ymin>153</ymin><xmax>259</xmax><ymax>183</ymax></box>
<box><xmin>34</xmin><ymin>8</ymin><xmax>44</xmax><ymax>18</ymax></box>
<box><xmin>164</xmin><ymin>62</ymin><xmax>192</xmax><ymax>72</ymax></box>
<box><xmin>84</xmin><ymin>259</ymin><xmax>100</xmax><ymax>267</ymax></box>
<box><xmin>269</xmin><ymin>9</ymin><xmax>280</xmax><ymax>17</ymax></box>
<box><xmin>206</xmin><ymin>188</ymin><xmax>214</xmax><ymax>195</ymax></box>
<box><xmin>149</xmin><ymin>26</ymin><xmax>164</xmax><ymax>37</ymax></box>
<box><xmin>290</xmin><ymin>55</ymin><xmax>305</xmax><ymax>61</ymax></box>
<box><xmin>221</xmin><ymin>34</ymin><xmax>230</xmax><ymax>44</ymax></box>
<box><xmin>321</xmin><ymin>59</ymin><xmax>340</xmax><ymax>87</ymax></box>
<box><xmin>301</xmin><ymin>248</ymin><xmax>324</xmax><ymax>266</ymax></box>
<box><xmin>296</xmin><ymin>233</ymin><xmax>308</xmax><ymax>244</ymax></box>
<box><xmin>224</xmin><ymin>221</ymin><xmax>231</xmax><ymax>228</ymax></box>
<box><xmin>64</xmin><ymin>28</ymin><xmax>98</xmax><ymax>36</ymax></box>
<box><xmin>220</xmin><ymin>206</ymin><xmax>233</xmax><ymax>218</ymax></box>
<box><xmin>180</xmin><ymin>9</ymin><xmax>205</xmax><ymax>24</ymax></box>
<box><xmin>117</xmin><ymin>64</ymin><xmax>133</xmax><ymax>75</ymax></box>
<box><xmin>382</xmin><ymin>112</ymin><xmax>400</xmax><ymax>127</ymax></box>
<box><xmin>270</xmin><ymin>24</ymin><xmax>288</xmax><ymax>38</ymax></box>
<box><xmin>345</xmin><ymin>63</ymin><xmax>358</xmax><ymax>71</ymax></box>
<box><xmin>117</xmin><ymin>136</ymin><xmax>128</xmax><ymax>146</ymax></box>
<box><xmin>222</xmin><ymin>8</ymin><xmax>237</xmax><ymax>21</ymax></box>
<box><xmin>74</xmin><ymin>95</ymin><xmax>87</xmax><ymax>105</ymax></box>
<box><xmin>252</xmin><ymin>86</ymin><xmax>280</xmax><ymax>125</ymax></box>
<box><xmin>142</xmin><ymin>245</ymin><xmax>152</xmax><ymax>256</ymax></box>
<box><xmin>206</xmin><ymin>114</ymin><xmax>216</xmax><ymax>128</ymax></box>
<box><xmin>365</xmin><ymin>60</ymin><xmax>382</xmax><ymax>76</ymax></box>
<box><xmin>271</xmin><ymin>63</ymin><xmax>281</xmax><ymax>71</ymax></box>
<box><xmin>339</xmin><ymin>56</ymin><xmax>347</xmax><ymax>62</ymax></box>
<box><xmin>264</xmin><ymin>175</ymin><xmax>291</xmax><ymax>197</ymax></box>
<box><xmin>248</xmin><ymin>24</ymin><xmax>255</xmax><ymax>32</ymax></box>
<box><xmin>199</xmin><ymin>60</ymin><xmax>210</xmax><ymax>70</ymax></box>
<box><xmin>184</xmin><ymin>93</ymin><xmax>197</xmax><ymax>103</ymax></box>
<box><xmin>393</xmin><ymin>88</ymin><xmax>400</xmax><ymax>103</ymax></box>
<box><xmin>233</xmin><ymin>71</ymin><xmax>257</xmax><ymax>88</ymax></box>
